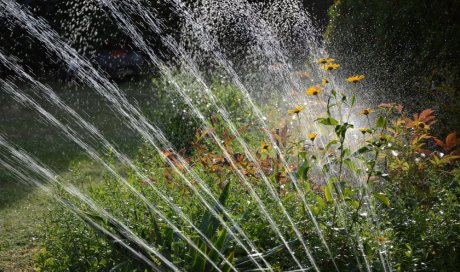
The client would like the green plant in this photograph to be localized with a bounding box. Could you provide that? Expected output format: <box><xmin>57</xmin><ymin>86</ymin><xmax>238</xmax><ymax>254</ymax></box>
<box><xmin>34</xmin><ymin>62</ymin><xmax>459</xmax><ymax>271</ymax></box>
<box><xmin>147</xmin><ymin>72</ymin><xmax>252</xmax><ymax>151</ymax></box>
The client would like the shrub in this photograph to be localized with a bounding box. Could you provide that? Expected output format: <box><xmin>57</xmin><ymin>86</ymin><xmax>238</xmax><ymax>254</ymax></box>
<box><xmin>35</xmin><ymin>60</ymin><xmax>459</xmax><ymax>271</ymax></box>
<box><xmin>146</xmin><ymin>72</ymin><xmax>252</xmax><ymax>151</ymax></box>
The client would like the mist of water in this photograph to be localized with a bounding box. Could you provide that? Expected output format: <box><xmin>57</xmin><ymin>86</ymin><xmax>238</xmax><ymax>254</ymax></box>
<box><xmin>0</xmin><ymin>0</ymin><xmax>392</xmax><ymax>270</ymax></box>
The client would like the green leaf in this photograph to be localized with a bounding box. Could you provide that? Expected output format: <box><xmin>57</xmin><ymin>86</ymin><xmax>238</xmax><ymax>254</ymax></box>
<box><xmin>344</xmin><ymin>158</ymin><xmax>357</xmax><ymax>173</ymax></box>
<box><xmin>199</xmin><ymin>181</ymin><xmax>231</xmax><ymax>238</ymax></box>
<box><xmin>325</xmin><ymin>140</ymin><xmax>339</xmax><ymax>150</ymax></box>
<box><xmin>351</xmin><ymin>94</ymin><xmax>356</xmax><ymax>106</ymax></box>
<box><xmin>343</xmin><ymin>187</ymin><xmax>357</xmax><ymax>198</ymax></box>
<box><xmin>222</xmin><ymin>252</ymin><xmax>235</xmax><ymax>272</ymax></box>
<box><xmin>191</xmin><ymin>242</ymin><xmax>207</xmax><ymax>272</ymax></box>
<box><xmin>312</xmin><ymin>206</ymin><xmax>321</xmax><ymax>215</ymax></box>
<box><xmin>297</xmin><ymin>161</ymin><xmax>310</xmax><ymax>181</ymax></box>
<box><xmin>335</xmin><ymin>123</ymin><xmax>354</xmax><ymax>138</ymax></box>
<box><xmin>324</xmin><ymin>184</ymin><xmax>333</xmax><ymax>203</ymax></box>
<box><xmin>373</xmin><ymin>192</ymin><xmax>391</xmax><ymax>207</ymax></box>
<box><xmin>404</xmin><ymin>244</ymin><xmax>413</xmax><ymax>257</ymax></box>
<box><xmin>349</xmin><ymin>200</ymin><xmax>360</xmax><ymax>209</ymax></box>
<box><xmin>316</xmin><ymin>117</ymin><xmax>339</xmax><ymax>126</ymax></box>
<box><xmin>299</xmin><ymin>151</ymin><xmax>307</xmax><ymax>159</ymax></box>
<box><xmin>209</xmin><ymin>230</ymin><xmax>227</xmax><ymax>263</ymax></box>
<box><xmin>163</xmin><ymin>227</ymin><xmax>174</xmax><ymax>256</ymax></box>
<box><xmin>316</xmin><ymin>196</ymin><xmax>326</xmax><ymax>209</ymax></box>
<box><xmin>354</xmin><ymin>146</ymin><xmax>371</xmax><ymax>155</ymax></box>
<box><xmin>375</xmin><ymin>116</ymin><xmax>387</xmax><ymax>128</ymax></box>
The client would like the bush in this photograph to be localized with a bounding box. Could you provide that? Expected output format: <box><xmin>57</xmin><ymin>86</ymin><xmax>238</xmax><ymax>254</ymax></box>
<box><xmin>35</xmin><ymin>60</ymin><xmax>459</xmax><ymax>271</ymax></box>
<box><xmin>145</xmin><ymin>72</ymin><xmax>253</xmax><ymax>151</ymax></box>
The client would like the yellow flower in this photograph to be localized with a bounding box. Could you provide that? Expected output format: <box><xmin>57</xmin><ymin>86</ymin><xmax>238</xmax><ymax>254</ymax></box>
<box><xmin>261</xmin><ymin>141</ymin><xmax>271</xmax><ymax>153</ymax></box>
<box><xmin>322</xmin><ymin>78</ymin><xmax>329</xmax><ymax>86</ymax></box>
<box><xmin>321</xmin><ymin>63</ymin><xmax>340</xmax><ymax>71</ymax></box>
<box><xmin>307</xmin><ymin>133</ymin><xmax>318</xmax><ymax>141</ymax></box>
<box><xmin>306</xmin><ymin>86</ymin><xmax>322</xmax><ymax>96</ymax></box>
<box><xmin>317</xmin><ymin>58</ymin><xmax>335</xmax><ymax>64</ymax></box>
<box><xmin>358</xmin><ymin>128</ymin><xmax>372</xmax><ymax>134</ymax></box>
<box><xmin>346</xmin><ymin>75</ymin><xmax>365</xmax><ymax>83</ymax></box>
<box><xmin>359</xmin><ymin>108</ymin><xmax>375</xmax><ymax>115</ymax></box>
<box><xmin>288</xmin><ymin>105</ymin><xmax>305</xmax><ymax>114</ymax></box>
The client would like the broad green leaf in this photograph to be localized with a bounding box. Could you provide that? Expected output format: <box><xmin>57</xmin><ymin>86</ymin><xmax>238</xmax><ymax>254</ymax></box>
<box><xmin>312</xmin><ymin>206</ymin><xmax>321</xmax><ymax>215</ymax></box>
<box><xmin>373</xmin><ymin>192</ymin><xmax>391</xmax><ymax>207</ymax></box>
<box><xmin>375</xmin><ymin>116</ymin><xmax>387</xmax><ymax>128</ymax></box>
<box><xmin>335</xmin><ymin>123</ymin><xmax>354</xmax><ymax>138</ymax></box>
<box><xmin>316</xmin><ymin>117</ymin><xmax>339</xmax><ymax>126</ymax></box>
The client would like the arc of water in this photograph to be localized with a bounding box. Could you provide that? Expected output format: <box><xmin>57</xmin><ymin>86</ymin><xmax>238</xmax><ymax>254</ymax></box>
<box><xmin>280</xmin><ymin>1</ymin><xmax>391</xmax><ymax>268</ymax></box>
<box><xmin>0</xmin><ymin>51</ymin><xmax>269</xmax><ymax>270</ymax></box>
<box><xmin>133</xmin><ymin>0</ymin><xmax>339</xmax><ymax>269</ymax></box>
<box><xmin>0</xmin><ymin>157</ymin><xmax>163</xmax><ymax>271</ymax></box>
<box><xmin>114</xmin><ymin>1</ymin><xmax>321</xmax><ymax>269</ymax></box>
<box><xmin>317</xmin><ymin>75</ymin><xmax>389</xmax><ymax>271</ymax></box>
<box><xmin>2</xmin><ymin>0</ymin><xmax>384</xmax><ymax>270</ymax></box>
<box><xmin>350</xmin><ymin>146</ymin><xmax>392</xmax><ymax>271</ymax></box>
<box><xmin>0</xmin><ymin>3</ymin><xmax>274</xmax><ymax>267</ymax></box>
<box><xmin>0</xmin><ymin>78</ymin><xmax>230</xmax><ymax>271</ymax></box>
<box><xmin>0</xmin><ymin>2</ymin><xmax>267</xmax><ymax>268</ymax></box>
<box><xmin>167</xmin><ymin>0</ymin><xmax>386</xmax><ymax>268</ymax></box>
<box><xmin>172</xmin><ymin>0</ymin><xmax>389</xmax><ymax>269</ymax></box>
<box><xmin>0</xmin><ymin>135</ymin><xmax>179</xmax><ymax>271</ymax></box>
<box><xmin>0</xmin><ymin>9</ymin><xmax>268</xmax><ymax>272</ymax></box>
<box><xmin>101</xmin><ymin>1</ymin><xmax>314</xmax><ymax>269</ymax></box>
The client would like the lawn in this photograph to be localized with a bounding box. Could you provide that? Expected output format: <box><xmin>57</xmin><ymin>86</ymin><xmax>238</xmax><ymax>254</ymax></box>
<box><xmin>0</xmin><ymin>79</ymin><xmax>154</xmax><ymax>271</ymax></box>
<box><xmin>0</xmin><ymin>179</ymin><xmax>48</xmax><ymax>271</ymax></box>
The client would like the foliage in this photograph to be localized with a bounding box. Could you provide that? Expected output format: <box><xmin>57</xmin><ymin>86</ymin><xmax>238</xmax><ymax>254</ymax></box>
<box><xmin>146</xmin><ymin>72</ymin><xmax>253</xmax><ymax>151</ymax></box>
<box><xmin>35</xmin><ymin>62</ymin><xmax>459</xmax><ymax>271</ymax></box>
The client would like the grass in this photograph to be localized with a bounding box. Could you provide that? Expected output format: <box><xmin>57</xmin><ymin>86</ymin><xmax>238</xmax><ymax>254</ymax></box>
<box><xmin>0</xmin><ymin>178</ymin><xmax>48</xmax><ymax>271</ymax></box>
<box><xmin>0</xmin><ymin>79</ymin><xmax>154</xmax><ymax>270</ymax></box>
<box><xmin>0</xmin><ymin>158</ymin><xmax>121</xmax><ymax>271</ymax></box>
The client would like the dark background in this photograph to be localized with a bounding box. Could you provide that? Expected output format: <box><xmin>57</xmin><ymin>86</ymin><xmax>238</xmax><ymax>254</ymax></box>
<box><xmin>0</xmin><ymin>0</ymin><xmax>333</xmax><ymax>79</ymax></box>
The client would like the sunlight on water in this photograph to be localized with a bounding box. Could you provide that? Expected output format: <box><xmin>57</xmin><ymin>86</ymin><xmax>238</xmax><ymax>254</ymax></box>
<box><xmin>0</xmin><ymin>0</ymin><xmax>404</xmax><ymax>270</ymax></box>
